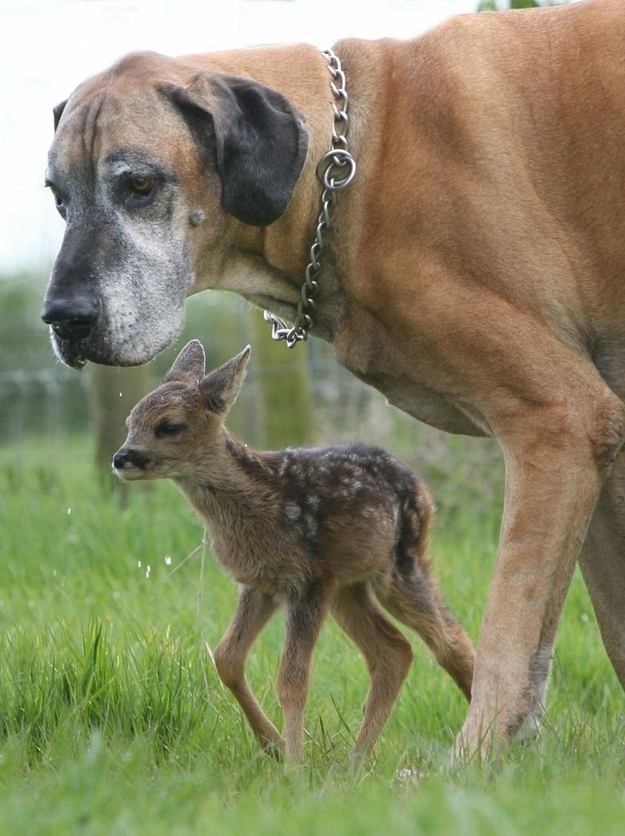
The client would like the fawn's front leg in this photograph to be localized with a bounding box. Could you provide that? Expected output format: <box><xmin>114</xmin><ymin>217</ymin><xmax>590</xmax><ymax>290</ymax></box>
<box><xmin>279</xmin><ymin>581</ymin><xmax>331</xmax><ymax>762</ymax></box>
<box><xmin>331</xmin><ymin>582</ymin><xmax>414</xmax><ymax>759</ymax></box>
<box><xmin>213</xmin><ymin>585</ymin><xmax>284</xmax><ymax>755</ymax></box>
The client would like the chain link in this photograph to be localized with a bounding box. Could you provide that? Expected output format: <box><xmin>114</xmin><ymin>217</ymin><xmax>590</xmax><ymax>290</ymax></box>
<box><xmin>264</xmin><ymin>48</ymin><xmax>356</xmax><ymax>348</ymax></box>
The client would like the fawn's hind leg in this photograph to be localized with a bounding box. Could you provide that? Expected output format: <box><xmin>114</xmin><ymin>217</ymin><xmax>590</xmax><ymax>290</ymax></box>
<box><xmin>376</xmin><ymin>570</ymin><xmax>474</xmax><ymax>702</ymax></box>
<box><xmin>213</xmin><ymin>585</ymin><xmax>284</xmax><ymax>755</ymax></box>
<box><xmin>331</xmin><ymin>582</ymin><xmax>414</xmax><ymax>758</ymax></box>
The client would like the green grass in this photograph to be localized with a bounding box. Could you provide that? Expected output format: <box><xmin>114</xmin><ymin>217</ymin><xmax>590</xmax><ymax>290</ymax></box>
<box><xmin>1</xmin><ymin>438</ymin><xmax>625</xmax><ymax>834</ymax></box>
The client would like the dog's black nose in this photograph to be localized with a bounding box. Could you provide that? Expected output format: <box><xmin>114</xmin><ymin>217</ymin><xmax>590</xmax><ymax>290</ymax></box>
<box><xmin>41</xmin><ymin>300</ymin><xmax>98</xmax><ymax>340</ymax></box>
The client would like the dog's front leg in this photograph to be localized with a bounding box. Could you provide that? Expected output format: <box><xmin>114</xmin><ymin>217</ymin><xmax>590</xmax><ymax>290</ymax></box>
<box><xmin>456</xmin><ymin>381</ymin><xmax>625</xmax><ymax>759</ymax></box>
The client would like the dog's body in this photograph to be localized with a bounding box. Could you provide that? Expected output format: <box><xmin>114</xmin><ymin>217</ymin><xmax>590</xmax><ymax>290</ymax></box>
<box><xmin>42</xmin><ymin>0</ymin><xmax>625</xmax><ymax>754</ymax></box>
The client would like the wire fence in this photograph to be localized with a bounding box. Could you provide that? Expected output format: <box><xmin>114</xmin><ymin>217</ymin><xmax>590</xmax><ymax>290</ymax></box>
<box><xmin>0</xmin><ymin>367</ymin><xmax>89</xmax><ymax>445</ymax></box>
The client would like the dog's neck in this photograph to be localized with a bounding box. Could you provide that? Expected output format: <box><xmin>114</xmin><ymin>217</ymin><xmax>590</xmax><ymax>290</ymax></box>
<box><xmin>261</xmin><ymin>49</ymin><xmax>356</xmax><ymax>348</ymax></box>
<box><xmin>190</xmin><ymin>45</ymin><xmax>354</xmax><ymax>343</ymax></box>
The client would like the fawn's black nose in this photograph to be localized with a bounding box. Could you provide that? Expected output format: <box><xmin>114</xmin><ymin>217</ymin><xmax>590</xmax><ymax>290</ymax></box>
<box><xmin>112</xmin><ymin>452</ymin><xmax>127</xmax><ymax>470</ymax></box>
<box><xmin>41</xmin><ymin>298</ymin><xmax>99</xmax><ymax>341</ymax></box>
<box><xmin>113</xmin><ymin>449</ymin><xmax>150</xmax><ymax>471</ymax></box>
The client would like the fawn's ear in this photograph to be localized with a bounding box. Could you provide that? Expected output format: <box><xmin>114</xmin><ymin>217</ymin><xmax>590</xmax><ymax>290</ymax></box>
<box><xmin>164</xmin><ymin>340</ymin><xmax>206</xmax><ymax>384</ymax></box>
<box><xmin>199</xmin><ymin>345</ymin><xmax>251</xmax><ymax>413</ymax></box>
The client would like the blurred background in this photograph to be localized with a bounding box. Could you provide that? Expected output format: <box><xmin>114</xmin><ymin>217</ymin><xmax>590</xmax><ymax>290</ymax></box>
<box><xmin>0</xmin><ymin>0</ymin><xmax>566</xmax><ymax>514</ymax></box>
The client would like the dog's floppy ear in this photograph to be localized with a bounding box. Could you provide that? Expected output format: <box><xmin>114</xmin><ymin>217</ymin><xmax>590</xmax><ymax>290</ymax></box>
<box><xmin>53</xmin><ymin>100</ymin><xmax>68</xmax><ymax>131</ymax></box>
<box><xmin>162</xmin><ymin>74</ymin><xmax>308</xmax><ymax>226</ymax></box>
<box><xmin>164</xmin><ymin>339</ymin><xmax>206</xmax><ymax>384</ymax></box>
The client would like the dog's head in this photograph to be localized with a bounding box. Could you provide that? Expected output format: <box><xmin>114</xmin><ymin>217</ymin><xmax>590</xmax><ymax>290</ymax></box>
<box><xmin>42</xmin><ymin>50</ymin><xmax>308</xmax><ymax>368</ymax></box>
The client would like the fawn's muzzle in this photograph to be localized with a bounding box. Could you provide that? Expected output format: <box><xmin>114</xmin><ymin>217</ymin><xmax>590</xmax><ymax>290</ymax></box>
<box><xmin>112</xmin><ymin>449</ymin><xmax>151</xmax><ymax>475</ymax></box>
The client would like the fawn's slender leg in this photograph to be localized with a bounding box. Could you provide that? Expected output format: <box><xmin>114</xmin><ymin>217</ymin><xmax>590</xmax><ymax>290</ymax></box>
<box><xmin>376</xmin><ymin>570</ymin><xmax>474</xmax><ymax>702</ymax></box>
<box><xmin>213</xmin><ymin>585</ymin><xmax>284</xmax><ymax>754</ymax></box>
<box><xmin>278</xmin><ymin>581</ymin><xmax>331</xmax><ymax>762</ymax></box>
<box><xmin>331</xmin><ymin>582</ymin><xmax>414</xmax><ymax>758</ymax></box>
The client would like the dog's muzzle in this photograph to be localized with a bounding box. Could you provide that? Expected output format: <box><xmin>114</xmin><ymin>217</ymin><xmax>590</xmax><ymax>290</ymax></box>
<box><xmin>41</xmin><ymin>297</ymin><xmax>99</xmax><ymax>341</ymax></box>
<box><xmin>41</xmin><ymin>294</ymin><xmax>100</xmax><ymax>368</ymax></box>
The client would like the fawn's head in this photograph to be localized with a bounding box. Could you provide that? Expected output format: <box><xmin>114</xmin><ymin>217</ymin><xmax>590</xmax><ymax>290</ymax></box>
<box><xmin>113</xmin><ymin>340</ymin><xmax>250</xmax><ymax>481</ymax></box>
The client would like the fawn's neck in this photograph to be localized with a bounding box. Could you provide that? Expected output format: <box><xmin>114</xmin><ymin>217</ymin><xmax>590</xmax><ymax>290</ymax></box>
<box><xmin>175</xmin><ymin>429</ymin><xmax>270</xmax><ymax>519</ymax></box>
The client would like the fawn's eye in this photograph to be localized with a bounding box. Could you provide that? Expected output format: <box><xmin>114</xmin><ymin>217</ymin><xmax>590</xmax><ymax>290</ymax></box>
<box><xmin>155</xmin><ymin>421</ymin><xmax>185</xmax><ymax>439</ymax></box>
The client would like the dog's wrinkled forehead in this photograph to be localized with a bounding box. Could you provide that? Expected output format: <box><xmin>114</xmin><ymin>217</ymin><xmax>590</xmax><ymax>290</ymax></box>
<box><xmin>48</xmin><ymin>51</ymin><xmax>202</xmax><ymax>183</ymax></box>
<box><xmin>51</xmin><ymin>95</ymin><xmax>165</xmax><ymax>182</ymax></box>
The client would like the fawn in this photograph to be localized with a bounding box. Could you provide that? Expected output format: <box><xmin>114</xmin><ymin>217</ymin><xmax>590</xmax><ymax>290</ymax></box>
<box><xmin>113</xmin><ymin>340</ymin><xmax>474</xmax><ymax>762</ymax></box>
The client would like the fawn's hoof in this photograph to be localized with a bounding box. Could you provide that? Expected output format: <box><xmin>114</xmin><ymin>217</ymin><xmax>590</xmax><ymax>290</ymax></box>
<box><xmin>260</xmin><ymin>736</ymin><xmax>286</xmax><ymax>760</ymax></box>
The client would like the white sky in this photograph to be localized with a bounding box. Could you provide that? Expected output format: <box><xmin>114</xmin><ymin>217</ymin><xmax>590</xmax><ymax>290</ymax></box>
<box><xmin>0</xmin><ymin>0</ymin><xmax>479</xmax><ymax>274</ymax></box>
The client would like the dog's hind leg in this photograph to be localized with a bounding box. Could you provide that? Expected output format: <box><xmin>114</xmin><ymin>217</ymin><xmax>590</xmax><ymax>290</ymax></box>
<box><xmin>579</xmin><ymin>454</ymin><xmax>625</xmax><ymax>690</ymax></box>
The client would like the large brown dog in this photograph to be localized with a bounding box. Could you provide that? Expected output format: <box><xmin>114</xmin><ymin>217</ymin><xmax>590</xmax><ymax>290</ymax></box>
<box><xmin>42</xmin><ymin>0</ymin><xmax>625</xmax><ymax>756</ymax></box>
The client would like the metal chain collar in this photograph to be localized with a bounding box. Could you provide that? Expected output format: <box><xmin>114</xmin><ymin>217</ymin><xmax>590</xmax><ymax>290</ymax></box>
<box><xmin>263</xmin><ymin>48</ymin><xmax>357</xmax><ymax>348</ymax></box>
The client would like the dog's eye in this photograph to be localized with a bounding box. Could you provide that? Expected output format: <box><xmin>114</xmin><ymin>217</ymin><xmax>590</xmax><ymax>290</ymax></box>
<box><xmin>129</xmin><ymin>176</ymin><xmax>155</xmax><ymax>198</ymax></box>
<box><xmin>46</xmin><ymin>183</ymin><xmax>66</xmax><ymax>216</ymax></box>
<box><xmin>155</xmin><ymin>421</ymin><xmax>185</xmax><ymax>439</ymax></box>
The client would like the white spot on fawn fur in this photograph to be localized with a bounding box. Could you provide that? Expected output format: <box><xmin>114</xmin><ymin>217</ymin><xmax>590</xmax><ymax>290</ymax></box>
<box><xmin>285</xmin><ymin>502</ymin><xmax>302</xmax><ymax>522</ymax></box>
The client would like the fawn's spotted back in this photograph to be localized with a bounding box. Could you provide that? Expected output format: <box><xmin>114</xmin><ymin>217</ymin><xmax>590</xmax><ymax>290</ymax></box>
<box><xmin>211</xmin><ymin>441</ymin><xmax>436</xmax><ymax>592</ymax></box>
